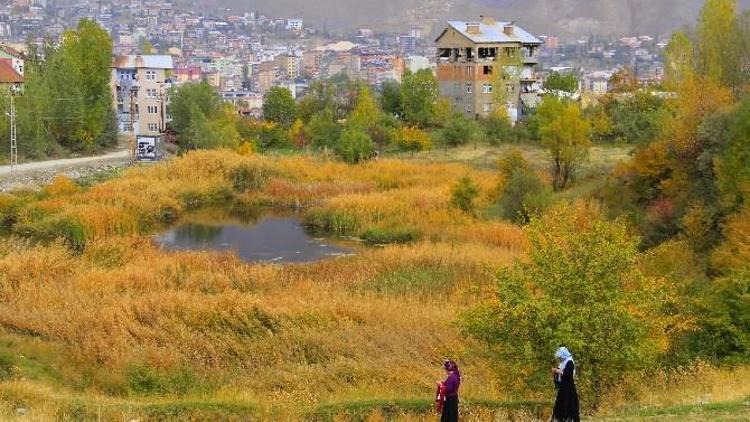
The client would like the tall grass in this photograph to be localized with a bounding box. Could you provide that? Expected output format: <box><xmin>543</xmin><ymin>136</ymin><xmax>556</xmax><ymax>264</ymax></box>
<box><xmin>0</xmin><ymin>150</ymin><xmax>530</xmax><ymax>418</ymax></box>
<box><xmin>2</xmin><ymin>149</ymin><xmax>739</xmax><ymax>420</ymax></box>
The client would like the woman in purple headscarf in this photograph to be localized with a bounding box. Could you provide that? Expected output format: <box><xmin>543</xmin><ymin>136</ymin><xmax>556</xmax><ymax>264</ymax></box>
<box><xmin>440</xmin><ymin>359</ymin><xmax>461</xmax><ymax>422</ymax></box>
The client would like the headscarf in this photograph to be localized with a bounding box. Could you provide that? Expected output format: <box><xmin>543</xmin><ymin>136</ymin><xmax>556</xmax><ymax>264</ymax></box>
<box><xmin>555</xmin><ymin>347</ymin><xmax>575</xmax><ymax>381</ymax></box>
<box><xmin>443</xmin><ymin>359</ymin><xmax>459</xmax><ymax>374</ymax></box>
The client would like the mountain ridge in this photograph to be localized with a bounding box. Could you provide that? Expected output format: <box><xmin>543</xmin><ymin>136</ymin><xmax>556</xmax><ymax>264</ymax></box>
<box><xmin>199</xmin><ymin>0</ymin><xmax>750</xmax><ymax>37</ymax></box>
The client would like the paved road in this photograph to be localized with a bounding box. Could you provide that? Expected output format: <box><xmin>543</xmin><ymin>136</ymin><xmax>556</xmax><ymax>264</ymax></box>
<box><xmin>0</xmin><ymin>149</ymin><xmax>130</xmax><ymax>178</ymax></box>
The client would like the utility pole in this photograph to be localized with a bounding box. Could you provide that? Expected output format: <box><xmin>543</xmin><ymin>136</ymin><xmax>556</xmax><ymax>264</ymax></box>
<box><xmin>129</xmin><ymin>85</ymin><xmax>138</xmax><ymax>163</ymax></box>
<box><xmin>158</xmin><ymin>82</ymin><xmax>165</xmax><ymax>132</ymax></box>
<box><xmin>9</xmin><ymin>92</ymin><xmax>17</xmax><ymax>179</ymax></box>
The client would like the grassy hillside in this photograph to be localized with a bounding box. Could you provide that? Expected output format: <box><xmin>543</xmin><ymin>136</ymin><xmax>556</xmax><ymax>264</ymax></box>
<box><xmin>0</xmin><ymin>148</ymin><xmax>748</xmax><ymax>420</ymax></box>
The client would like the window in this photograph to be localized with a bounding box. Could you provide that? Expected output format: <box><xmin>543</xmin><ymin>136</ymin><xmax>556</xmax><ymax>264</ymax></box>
<box><xmin>483</xmin><ymin>65</ymin><xmax>493</xmax><ymax>75</ymax></box>
<box><xmin>147</xmin><ymin>123</ymin><xmax>159</xmax><ymax>132</ymax></box>
<box><xmin>145</xmin><ymin>70</ymin><xmax>156</xmax><ymax>80</ymax></box>
<box><xmin>147</xmin><ymin>105</ymin><xmax>158</xmax><ymax>114</ymax></box>
<box><xmin>465</xmin><ymin>104</ymin><xmax>472</xmax><ymax>113</ymax></box>
<box><xmin>483</xmin><ymin>103</ymin><xmax>493</xmax><ymax>113</ymax></box>
<box><xmin>146</xmin><ymin>89</ymin><xmax>157</xmax><ymax>98</ymax></box>
<box><xmin>483</xmin><ymin>83</ymin><xmax>493</xmax><ymax>94</ymax></box>
<box><xmin>466</xmin><ymin>83</ymin><xmax>473</xmax><ymax>94</ymax></box>
<box><xmin>478</xmin><ymin>47</ymin><xmax>497</xmax><ymax>59</ymax></box>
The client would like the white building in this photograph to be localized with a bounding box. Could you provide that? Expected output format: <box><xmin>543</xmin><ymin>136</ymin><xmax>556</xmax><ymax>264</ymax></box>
<box><xmin>286</xmin><ymin>19</ymin><xmax>303</xmax><ymax>32</ymax></box>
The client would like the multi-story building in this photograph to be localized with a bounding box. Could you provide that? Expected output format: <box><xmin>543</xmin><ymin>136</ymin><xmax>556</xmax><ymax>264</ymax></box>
<box><xmin>435</xmin><ymin>17</ymin><xmax>542</xmax><ymax>122</ymax></box>
<box><xmin>111</xmin><ymin>54</ymin><xmax>173</xmax><ymax>135</ymax></box>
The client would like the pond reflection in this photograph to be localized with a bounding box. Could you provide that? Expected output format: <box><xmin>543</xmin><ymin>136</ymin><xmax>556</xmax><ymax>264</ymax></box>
<box><xmin>154</xmin><ymin>210</ymin><xmax>355</xmax><ymax>264</ymax></box>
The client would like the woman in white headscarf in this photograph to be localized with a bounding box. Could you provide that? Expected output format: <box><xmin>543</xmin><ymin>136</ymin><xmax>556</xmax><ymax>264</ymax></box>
<box><xmin>551</xmin><ymin>347</ymin><xmax>579</xmax><ymax>422</ymax></box>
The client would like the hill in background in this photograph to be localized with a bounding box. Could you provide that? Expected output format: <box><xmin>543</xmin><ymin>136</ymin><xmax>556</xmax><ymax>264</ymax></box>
<box><xmin>192</xmin><ymin>0</ymin><xmax>750</xmax><ymax>37</ymax></box>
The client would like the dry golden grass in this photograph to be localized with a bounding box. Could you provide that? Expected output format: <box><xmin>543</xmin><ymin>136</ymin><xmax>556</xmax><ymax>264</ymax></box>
<box><xmin>0</xmin><ymin>150</ymin><xmax>529</xmax><ymax>419</ymax></box>
<box><xmin>0</xmin><ymin>149</ymin><xmax>745</xmax><ymax>421</ymax></box>
<box><xmin>600</xmin><ymin>362</ymin><xmax>750</xmax><ymax>414</ymax></box>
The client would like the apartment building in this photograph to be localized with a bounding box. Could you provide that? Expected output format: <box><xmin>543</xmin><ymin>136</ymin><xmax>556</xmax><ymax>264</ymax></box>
<box><xmin>435</xmin><ymin>17</ymin><xmax>542</xmax><ymax>121</ymax></box>
<box><xmin>111</xmin><ymin>54</ymin><xmax>174</xmax><ymax>135</ymax></box>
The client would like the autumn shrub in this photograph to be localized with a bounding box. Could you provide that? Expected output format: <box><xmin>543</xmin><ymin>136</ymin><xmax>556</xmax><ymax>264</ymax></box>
<box><xmin>451</xmin><ymin>176</ymin><xmax>480</xmax><ymax>214</ymax></box>
<box><xmin>228</xmin><ymin>162</ymin><xmax>275</xmax><ymax>193</ymax></box>
<box><xmin>463</xmin><ymin>201</ymin><xmax>685</xmax><ymax>406</ymax></box>
<box><xmin>498</xmin><ymin>168</ymin><xmax>553</xmax><ymax>224</ymax></box>
<box><xmin>13</xmin><ymin>215</ymin><xmax>86</xmax><ymax>251</ymax></box>
<box><xmin>393</xmin><ymin>126</ymin><xmax>431</xmax><ymax>153</ymax></box>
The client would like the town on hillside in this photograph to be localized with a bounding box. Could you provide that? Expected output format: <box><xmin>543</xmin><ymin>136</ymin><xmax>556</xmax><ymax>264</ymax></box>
<box><xmin>0</xmin><ymin>0</ymin><xmax>667</xmax><ymax>144</ymax></box>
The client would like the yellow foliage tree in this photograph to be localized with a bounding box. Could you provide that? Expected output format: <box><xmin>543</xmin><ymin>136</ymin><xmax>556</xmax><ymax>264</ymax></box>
<box><xmin>394</xmin><ymin>126</ymin><xmax>431</xmax><ymax>153</ymax></box>
<box><xmin>537</xmin><ymin>97</ymin><xmax>591</xmax><ymax>191</ymax></box>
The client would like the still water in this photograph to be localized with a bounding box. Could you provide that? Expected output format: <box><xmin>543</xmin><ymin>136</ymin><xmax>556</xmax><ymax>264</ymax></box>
<box><xmin>154</xmin><ymin>210</ymin><xmax>355</xmax><ymax>264</ymax></box>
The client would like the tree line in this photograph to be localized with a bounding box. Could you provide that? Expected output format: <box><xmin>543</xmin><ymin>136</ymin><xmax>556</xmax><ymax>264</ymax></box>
<box><xmin>0</xmin><ymin>19</ymin><xmax>116</xmax><ymax>161</ymax></box>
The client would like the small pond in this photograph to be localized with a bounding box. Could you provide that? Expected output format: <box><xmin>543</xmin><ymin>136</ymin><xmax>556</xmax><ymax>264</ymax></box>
<box><xmin>154</xmin><ymin>209</ymin><xmax>356</xmax><ymax>264</ymax></box>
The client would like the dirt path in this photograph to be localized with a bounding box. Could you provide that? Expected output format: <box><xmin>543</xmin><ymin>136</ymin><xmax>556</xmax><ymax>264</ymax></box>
<box><xmin>0</xmin><ymin>149</ymin><xmax>131</xmax><ymax>191</ymax></box>
<box><xmin>0</xmin><ymin>149</ymin><xmax>130</xmax><ymax>177</ymax></box>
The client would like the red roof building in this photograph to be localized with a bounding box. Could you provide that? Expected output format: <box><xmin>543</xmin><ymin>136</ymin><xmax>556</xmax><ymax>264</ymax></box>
<box><xmin>0</xmin><ymin>59</ymin><xmax>23</xmax><ymax>85</ymax></box>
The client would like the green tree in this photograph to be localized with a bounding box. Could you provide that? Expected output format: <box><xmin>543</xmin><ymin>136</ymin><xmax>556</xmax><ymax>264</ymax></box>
<box><xmin>16</xmin><ymin>20</ymin><xmax>115</xmax><ymax>157</ymax></box>
<box><xmin>463</xmin><ymin>202</ymin><xmax>680</xmax><ymax>403</ymax></box>
<box><xmin>305</xmin><ymin>109</ymin><xmax>341</xmax><ymax>150</ymax></box>
<box><xmin>185</xmin><ymin>104</ymin><xmax>240</xmax><ymax>150</ymax></box>
<box><xmin>715</xmin><ymin>98</ymin><xmax>750</xmax><ymax>212</ymax></box>
<box><xmin>697</xmin><ymin>0</ymin><xmax>737</xmax><ymax>86</ymax></box>
<box><xmin>349</xmin><ymin>84</ymin><xmax>382</xmax><ymax>131</ymax></box>
<box><xmin>537</xmin><ymin>96</ymin><xmax>591</xmax><ymax>191</ymax></box>
<box><xmin>441</xmin><ymin>113</ymin><xmax>480</xmax><ymax>147</ymax></box>
<box><xmin>664</xmin><ymin>31</ymin><xmax>695</xmax><ymax>89</ymax></box>
<box><xmin>496</xmin><ymin>150</ymin><xmax>551</xmax><ymax>223</ymax></box>
<box><xmin>263</xmin><ymin>86</ymin><xmax>297</xmax><ymax>128</ymax></box>
<box><xmin>170</xmin><ymin>81</ymin><xmax>223</xmax><ymax>134</ymax></box>
<box><xmin>544</xmin><ymin>72</ymin><xmax>579</xmax><ymax>93</ymax></box>
<box><xmin>598</xmin><ymin>93</ymin><xmax>666</xmax><ymax>144</ymax></box>
<box><xmin>380</xmin><ymin>80</ymin><xmax>403</xmax><ymax>117</ymax></box>
<box><xmin>298</xmin><ymin>80</ymin><xmax>337</xmax><ymax>122</ymax></box>
<box><xmin>450</xmin><ymin>176</ymin><xmax>480</xmax><ymax>214</ymax></box>
<box><xmin>62</xmin><ymin>19</ymin><xmax>116</xmax><ymax>148</ymax></box>
<box><xmin>481</xmin><ymin>114</ymin><xmax>516</xmax><ymax>144</ymax></box>
<box><xmin>335</xmin><ymin>125</ymin><xmax>373</xmax><ymax>164</ymax></box>
<box><xmin>169</xmin><ymin>81</ymin><xmax>239</xmax><ymax>150</ymax></box>
<box><xmin>401</xmin><ymin>69</ymin><xmax>438</xmax><ymax>127</ymax></box>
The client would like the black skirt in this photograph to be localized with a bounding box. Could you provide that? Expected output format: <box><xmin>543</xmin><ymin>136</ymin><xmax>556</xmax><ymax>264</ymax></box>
<box><xmin>441</xmin><ymin>396</ymin><xmax>459</xmax><ymax>422</ymax></box>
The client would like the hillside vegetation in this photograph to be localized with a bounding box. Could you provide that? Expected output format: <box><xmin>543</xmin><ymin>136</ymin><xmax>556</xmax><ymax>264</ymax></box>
<box><xmin>0</xmin><ymin>149</ymin><xmax>748</xmax><ymax>420</ymax></box>
<box><xmin>0</xmin><ymin>150</ymin><xmax>530</xmax><ymax>419</ymax></box>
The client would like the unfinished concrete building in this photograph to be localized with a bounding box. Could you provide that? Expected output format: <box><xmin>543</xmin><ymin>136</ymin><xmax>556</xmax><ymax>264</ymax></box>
<box><xmin>435</xmin><ymin>17</ymin><xmax>542</xmax><ymax>122</ymax></box>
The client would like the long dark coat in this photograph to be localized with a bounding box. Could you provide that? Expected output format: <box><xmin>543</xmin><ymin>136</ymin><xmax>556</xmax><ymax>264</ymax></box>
<box><xmin>552</xmin><ymin>360</ymin><xmax>580</xmax><ymax>422</ymax></box>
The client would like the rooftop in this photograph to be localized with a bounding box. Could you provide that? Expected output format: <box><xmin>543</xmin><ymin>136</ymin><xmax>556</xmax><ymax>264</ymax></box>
<box><xmin>112</xmin><ymin>54</ymin><xmax>174</xmax><ymax>69</ymax></box>
<box><xmin>440</xmin><ymin>20</ymin><xmax>542</xmax><ymax>45</ymax></box>
<box><xmin>0</xmin><ymin>59</ymin><xmax>23</xmax><ymax>84</ymax></box>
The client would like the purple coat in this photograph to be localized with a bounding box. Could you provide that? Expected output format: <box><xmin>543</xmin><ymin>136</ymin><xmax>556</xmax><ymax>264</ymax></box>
<box><xmin>444</xmin><ymin>371</ymin><xmax>461</xmax><ymax>397</ymax></box>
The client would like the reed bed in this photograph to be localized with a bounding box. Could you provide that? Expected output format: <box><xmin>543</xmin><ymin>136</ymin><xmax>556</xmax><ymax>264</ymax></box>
<box><xmin>0</xmin><ymin>150</ymin><xmax>747</xmax><ymax>419</ymax></box>
<box><xmin>0</xmin><ymin>150</ymin><xmax>528</xmax><ymax>418</ymax></box>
